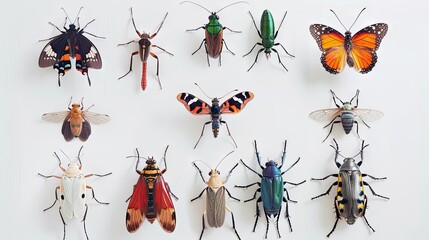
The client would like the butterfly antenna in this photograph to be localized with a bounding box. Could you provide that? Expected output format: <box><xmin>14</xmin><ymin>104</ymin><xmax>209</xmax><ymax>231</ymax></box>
<box><xmin>215</xmin><ymin>150</ymin><xmax>235</xmax><ymax>170</ymax></box>
<box><xmin>330</xmin><ymin>9</ymin><xmax>347</xmax><ymax>31</ymax></box>
<box><xmin>194</xmin><ymin>83</ymin><xmax>213</xmax><ymax>99</ymax></box>
<box><xmin>60</xmin><ymin>8</ymin><xmax>73</xmax><ymax>24</ymax></box>
<box><xmin>217</xmin><ymin>1</ymin><xmax>249</xmax><ymax>14</ymax></box>
<box><xmin>192</xmin><ymin>160</ymin><xmax>212</xmax><ymax>170</ymax></box>
<box><xmin>180</xmin><ymin>1</ymin><xmax>211</xmax><ymax>13</ymax></box>
<box><xmin>349</xmin><ymin>8</ymin><xmax>366</xmax><ymax>31</ymax></box>
<box><xmin>218</xmin><ymin>89</ymin><xmax>239</xmax><ymax>100</ymax></box>
<box><xmin>72</xmin><ymin>7</ymin><xmax>84</xmax><ymax>25</ymax></box>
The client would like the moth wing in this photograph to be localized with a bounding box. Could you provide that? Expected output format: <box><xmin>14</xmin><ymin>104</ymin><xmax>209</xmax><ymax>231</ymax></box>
<box><xmin>60</xmin><ymin>175</ymin><xmax>86</xmax><ymax>219</ymax></box>
<box><xmin>221</xmin><ymin>91</ymin><xmax>254</xmax><ymax>114</ymax></box>
<box><xmin>126</xmin><ymin>176</ymin><xmax>148</xmax><ymax>233</ymax></box>
<box><xmin>77</xmin><ymin>121</ymin><xmax>91</xmax><ymax>142</ymax></box>
<box><xmin>61</xmin><ymin>117</ymin><xmax>74</xmax><ymax>142</ymax></box>
<box><xmin>353</xmin><ymin>108</ymin><xmax>384</xmax><ymax>122</ymax></box>
<box><xmin>38</xmin><ymin>34</ymin><xmax>68</xmax><ymax>68</ymax></box>
<box><xmin>76</xmin><ymin>34</ymin><xmax>103</xmax><ymax>69</ymax></box>
<box><xmin>82</xmin><ymin>111</ymin><xmax>111</xmax><ymax>125</ymax></box>
<box><xmin>309</xmin><ymin>108</ymin><xmax>342</xmax><ymax>122</ymax></box>
<box><xmin>154</xmin><ymin>176</ymin><xmax>176</xmax><ymax>233</ymax></box>
<box><xmin>177</xmin><ymin>93</ymin><xmax>211</xmax><ymax>115</ymax></box>
<box><xmin>42</xmin><ymin>111</ymin><xmax>70</xmax><ymax>123</ymax></box>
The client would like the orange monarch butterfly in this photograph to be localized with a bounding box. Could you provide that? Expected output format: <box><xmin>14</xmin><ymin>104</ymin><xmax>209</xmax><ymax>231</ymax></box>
<box><xmin>309</xmin><ymin>8</ymin><xmax>388</xmax><ymax>74</ymax></box>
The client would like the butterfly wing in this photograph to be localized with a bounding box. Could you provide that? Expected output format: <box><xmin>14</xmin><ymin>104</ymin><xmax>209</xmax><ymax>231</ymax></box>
<box><xmin>220</xmin><ymin>91</ymin><xmax>254</xmax><ymax>114</ymax></box>
<box><xmin>350</xmin><ymin>23</ymin><xmax>388</xmax><ymax>73</ymax></box>
<box><xmin>126</xmin><ymin>176</ymin><xmax>148</xmax><ymax>233</ymax></box>
<box><xmin>82</xmin><ymin>111</ymin><xmax>111</xmax><ymax>125</ymax></box>
<box><xmin>154</xmin><ymin>175</ymin><xmax>176</xmax><ymax>233</ymax></box>
<box><xmin>75</xmin><ymin>33</ymin><xmax>103</xmax><ymax>75</ymax></box>
<box><xmin>38</xmin><ymin>34</ymin><xmax>68</xmax><ymax>68</ymax></box>
<box><xmin>353</xmin><ymin>108</ymin><xmax>384</xmax><ymax>122</ymax></box>
<box><xmin>309</xmin><ymin>108</ymin><xmax>342</xmax><ymax>122</ymax></box>
<box><xmin>177</xmin><ymin>93</ymin><xmax>211</xmax><ymax>115</ymax></box>
<box><xmin>310</xmin><ymin>24</ymin><xmax>346</xmax><ymax>74</ymax></box>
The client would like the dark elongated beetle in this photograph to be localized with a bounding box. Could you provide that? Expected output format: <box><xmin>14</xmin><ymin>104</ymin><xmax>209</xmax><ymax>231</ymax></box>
<box><xmin>181</xmin><ymin>1</ymin><xmax>248</xmax><ymax>66</ymax></box>
<box><xmin>244</xmin><ymin>10</ymin><xmax>295</xmax><ymax>71</ymax></box>
<box><xmin>311</xmin><ymin>139</ymin><xmax>389</xmax><ymax>237</ymax></box>
<box><xmin>235</xmin><ymin>140</ymin><xmax>305</xmax><ymax>238</ymax></box>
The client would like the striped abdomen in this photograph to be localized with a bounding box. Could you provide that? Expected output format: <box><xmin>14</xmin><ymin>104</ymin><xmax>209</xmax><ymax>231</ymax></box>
<box><xmin>141</xmin><ymin>62</ymin><xmax>147</xmax><ymax>91</ymax></box>
<box><xmin>340</xmin><ymin>111</ymin><xmax>355</xmax><ymax>134</ymax></box>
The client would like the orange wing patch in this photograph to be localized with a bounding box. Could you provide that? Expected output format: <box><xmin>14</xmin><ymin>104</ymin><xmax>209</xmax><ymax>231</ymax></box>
<box><xmin>177</xmin><ymin>93</ymin><xmax>211</xmax><ymax>115</ymax></box>
<box><xmin>221</xmin><ymin>91</ymin><xmax>254</xmax><ymax>114</ymax></box>
<box><xmin>322</xmin><ymin>47</ymin><xmax>346</xmax><ymax>74</ymax></box>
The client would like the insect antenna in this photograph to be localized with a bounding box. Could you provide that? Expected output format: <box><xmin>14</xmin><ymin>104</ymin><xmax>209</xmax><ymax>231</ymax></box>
<box><xmin>60</xmin><ymin>7</ymin><xmax>73</xmax><ymax>24</ymax></box>
<box><xmin>67</xmin><ymin>96</ymin><xmax>73</xmax><ymax>108</ymax></box>
<box><xmin>216</xmin><ymin>1</ymin><xmax>249</xmax><ymax>14</ymax></box>
<box><xmin>77</xmin><ymin>145</ymin><xmax>84</xmax><ymax>167</ymax></box>
<box><xmin>192</xmin><ymin>160</ymin><xmax>212</xmax><ymax>170</ymax></box>
<box><xmin>180</xmin><ymin>1</ymin><xmax>211</xmax><ymax>13</ymax></box>
<box><xmin>215</xmin><ymin>150</ymin><xmax>235</xmax><ymax>170</ymax></box>
<box><xmin>194</xmin><ymin>83</ymin><xmax>213</xmax><ymax>99</ymax></box>
<box><xmin>349</xmin><ymin>8</ymin><xmax>366</xmax><ymax>31</ymax></box>
<box><xmin>218</xmin><ymin>89</ymin><xmax>239</xmax><ymax>100</ymax></box>
<box><xmin>73</xmin><ymin>7</ymin><xmax>84</xmax><ymax>25</ymax></box>
<box><xmin>59</xmin><ymin>149</ymin><xmax>72</xmax><ymax>163</ymax></box>
<box><xmin>329</xmin><ymin>9</ymin><xmax>348</xmax><ymax>31</ymax></box>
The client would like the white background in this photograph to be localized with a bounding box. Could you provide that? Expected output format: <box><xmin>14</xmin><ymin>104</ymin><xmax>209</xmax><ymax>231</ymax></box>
<box><xmin>1</xmin><ymin>0</ymin><xmax>428</xmax><ymax>239</ymax></box>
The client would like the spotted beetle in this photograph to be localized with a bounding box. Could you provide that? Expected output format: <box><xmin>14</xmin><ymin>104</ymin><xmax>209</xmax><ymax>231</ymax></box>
<box><xmin>311</xmin><ymin>139</ymin><xmax>389</xmax><ymax>237</ymax></box>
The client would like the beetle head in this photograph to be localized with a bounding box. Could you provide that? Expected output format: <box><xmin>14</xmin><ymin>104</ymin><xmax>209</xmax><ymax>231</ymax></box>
<box><xmin>146</xmin><ymin>157</ymin><xmax>156</xmax><ymax>165</ymax></box>
<box><xmin>209</xmin><ymin>13</ymin><xmax>219</xmax><ymax>20</ymax></box>
<box><xmin>141</xmin><ymin>32</ymin><xmax>150</xmax><ymax>39</ymax></box>
<box><xmin>65</xmin><ymin>162</ymin><xmax>81</xmax><ymax>177</ymax></box>
<box><xmin>265</xmin><ymin>160</ymin><xmax>278</xmax><ymax>167</ymax></box>
<box><xmin>209</xmin><ymin>169</ymin><xmax>220</xmax><ymax>176</ymax></box>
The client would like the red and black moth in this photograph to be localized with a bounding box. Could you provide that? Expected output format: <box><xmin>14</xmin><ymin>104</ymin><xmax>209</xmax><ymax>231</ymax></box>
<box><xmin>38</xmin><ymin>7</ymin><xmax>103</xmax><ymax>86</ymax></box>
<box><xmin>177</xmin><ymin>84</ymin><xmax>254</xmax><ymax>148</ymax></box>
<box><xmin>126</xmin><ymin>147</ymin><xmax>178</xmax><ymax>233</ymax></box>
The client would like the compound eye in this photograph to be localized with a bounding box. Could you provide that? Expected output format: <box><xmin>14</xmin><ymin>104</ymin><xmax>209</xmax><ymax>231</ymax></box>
<box><xmin>208</xmin><ymin>172</ymin><xmax>212</xmax><ymax>176</ymax></box>
<box><xmin>217</xmin><ymin>170</ymin><xmax>220</xmax><ymax>174</ymax></box>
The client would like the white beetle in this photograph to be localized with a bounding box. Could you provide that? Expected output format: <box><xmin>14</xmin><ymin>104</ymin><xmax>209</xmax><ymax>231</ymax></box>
<box><xmin>38</xmin><ymin>147</ymin><xmax>111</xmax><ymax>240</ymax></box>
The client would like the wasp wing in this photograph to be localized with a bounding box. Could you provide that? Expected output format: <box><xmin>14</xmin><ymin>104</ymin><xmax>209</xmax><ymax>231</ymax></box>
<box><xmin>309</xmin><ymin>108</ymin><xmax>342</xmax><ymax>122</ymax></box>
<box><xmin>60</xmin><ymin>175</ymin><xmax>86</xmax><ymax>219</ymax></box>
<box><xmin>221</xmin><ymin>91</ymin><xmax>254</xmax><ymax>114</ymax></box>
<box><xmin>42</xmin><ymin>111</ymin><xmax>70</xmax><ymax>123</ymax></box>
<box><xmin>353</xmin><ymin>109</ymin><xmax>384</xmax><ymax>122</ymax></box>
<box><xmin>206</xmin><ymin>187</ymin><xmax>225</xmax><ymax>228</ymax></box>
<box><xmin>82</xmin><ymin>111</ymin><xmax>111</xmax><ymax>125</ymax></box>
<box><xmin>177</xmin><ymin>93</ymin><xmax>211</xmax><ymax>115</ymax></box>
<box><xmin>126</xmin><ymin>176</ymin><xmax>148</xmax><ymax>233</ymax></box>
<box><xmin>154</xmin><ymin>175</ymin><xmax>176</xmax><ymax>233</ymax></box>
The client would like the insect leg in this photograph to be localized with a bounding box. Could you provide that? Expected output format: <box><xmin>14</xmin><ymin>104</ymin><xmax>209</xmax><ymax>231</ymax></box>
<box><xmin>363</xmin><ymin>215</ymin><xmax>376</xmax><ymax>233</ymax></box>
<box><xmin>82</xmin><ymin>204</ymin><xmax>89</xmax><ymax>240</ymax></box>
<box><xmin>284</xmin><ymin>180</ymin><xmax>306</xmax><ymax>186</ymax></box>
<box><xmin>239</xmin><ymin>159</ymin><xmax>262</xmax><ymax>177</ymax></box>
<box><xmin>350</xmin><ymin>89</ymin><xmax>360</xmax><ymax>108</ymax></box>
<box><xmin>330</xmin><ymin>139</ymin><xmax>342</xmax><ymax>168</ymax></box>
<box><xmin>264</xmin><ymin>211</ymin><xmax>270</xmax><ymax>238</ymax></box>
<box><xmin>199</xmin><ymin>213</ymin><xmax>206</xmax><ymax>240</ymax></box>
<box><xmin>248</xmin><ymin>11</ymin><xmax>262</xmax><ymax>38</ymax></box>
<box><xmin>86</xmin><ymin>185</ymin><xmax>110</xmax><ymax>204</ymax></box>
<box><xmin>281</xmin><ymin>157</ymin><xmax>302</xmax><ymax>175</ymax></box>
<box><xmin>152</xmin><ymin>45</ymin><xmax>174</xmax><ymax>56</ymax></box>
<box><xmin>118</xmin><ymin>51</ymin><xmax>139</xmax><ymax>80</ymax></box>
<box><xmin>284</xmin><ymin>189</ymin><xmax>297</xmax><ymax>203</ymax></box>
<box><xmin>149</xmin><ymin>52</ymin><xmax>162</xmax><ymax>90</ymax></box>
<box><xmin>243</xmin><ymin>42</ymin><xmax>263</xmax><ymax>57</ymax></box>
<box><xmin>311</xmin><ymin>181</ymin><xmax>338</xmax><ymax>200</ymax></box>
<box><xmin>274</xmin><ymin>43</ymin><xmax>295</xmax><ymax>57</ymax></box>
<box><xmin>311</xmin><ymin>174</ymin><xmax>338</xmax><ymax>181</ymax></box>
<box><xmin>278</xmin><ymin>140</ymin><xmax>288</xmax><ymax>168</ymax></box>
<box><xmin>252</xmin><ymin>196</ymin><xmax>262</xmax><ymax>232</ymax></box>
<box><xmin>274</xmin><ymin>11</ymin><xmax>287</xmax><ymax>39</ymax></box>
<box><xmin>222</xmin><ymin>39</ymin><xmax>235</xmax><ymax>55</ymax></box>
<box><xmin>354</xmin><ymin>120</ymin><xmax>362</xmax><ymax>140</ymax></box>
<box><xmin>59</xmin><ymin>207</ymin><xmax>67</xmax><ymax>240</ymax></box>
<box><xmin>362</xmin><ymin>174</ymin><xmax>387</xmax><ymax>180</ymax></box>
<box><xmin>253</xmin><ymin>140</ymin><xmax>264</xmax><ymax>169</ymax></box>
<box><xmin>194</xmin><ymin>121</ymin><xmax>211</xmax><ymax>148</ymax></box>
<box><xmin>117</xmin><ymin>40</ymin><xmax>136</xmax><ymax>46</ymax></box>
<box><xmin>230</xmin><ymin>211</ymin><xmax>241</xmax><ymax>240</ymax></box>
<box><xmin>235</xmin><ymin>182</ymin><xmax>260</xmax><ymax>189</ymax></box>
<box><xmin>150</xmin><ymin>12</ymin><xmax>169</xmax><ymax>39</ymax></box>
<box><xmin>244</xmin><ymin>188</ymin><xmax>261</xmax><ymax>202</ymax></box>
<box><xmin>363</xmin><ymin>181</ymin><xmax>389</xmax><ymax>199</ymax></box>
<box><xmin>272</xmin><ymin>48</ymin><xmax>288</xmax><ymax>71</ymax></box>
<box><xmin>38</xmin><ymin>35</ymin><xmax>59</xmax><ymax>42</ymax></box>
<box><xmin>327</xmin><ymin>200</ymin><xmax>340</xmax><ymax>238</ymax></box>
<box><xmin>43</xmin><ymin>186</ymin><xmax>60</xmax><ymax>211</ymax></box>
<box><xmin>38</xmin><ymin>173</ymin><xmax>61</xmax><ymax>179</ymax></box>
<box><xmin>221</xmin><ymin>120</ymin><xmax>238</xmax><ymax>148</ymax></box>
<box><xmin>192</xmin><ymin>162</ymin><xmax>207</xmax><ymax>182</ymax></box>
<box><xmin>187</xmin><ymin>26</ymin><xmax>206</xmax><ymax>31</ymax></box>
<box><xmin>83</xmin><ymin>31</ymin><xmax>106</xmax><ymax>39</ymax></box>
<box><xmin>191</xmin><ymin>188</ymin><xmax>207</xmax><ymax>202</ymax></box>
<box><xmin>225</xmin><ymin>188</ymin><xmax>240</xmax><ymax>202</ymax></box>
<box><xmin>223</xmin><ymin>26</ymin><xmax>241</xmax><ymax>33</ymax></box>
<box><xmin>323</xmin><ymin>120</ymin><xmax>341</xmax><ymax>142</ymax></box>
<box><xmin>84</xmin><ymin>173</ymin><xmax>112</xmax><ymax>178</ymax></box>
<box><xmin>330</xmin><ymin>90</ymin><xmax>344</xmax><ymax>107</ymax></box>
<box><xmin>283</xmin><ymin>197</ymin><xmax>292</xmax><ymax>232</ymax></box>
<box><xmin>247</xmin><ymin>48</ymin><xmax>264</xmax><ymax>71</ymax></box>
<box><xmin>48</xmin><ymin>22</ymin><xmax>63</xmax><ymax>33</ymax></box>
<box><xmin>225</xmin><ymin>163</ymin><xmax>239</xmax><ymax>183</ymax></box>
<box><xmin>166</xmin><ymin>183</ymin><xmax>179</xmax><ymax>200</ymax></box>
